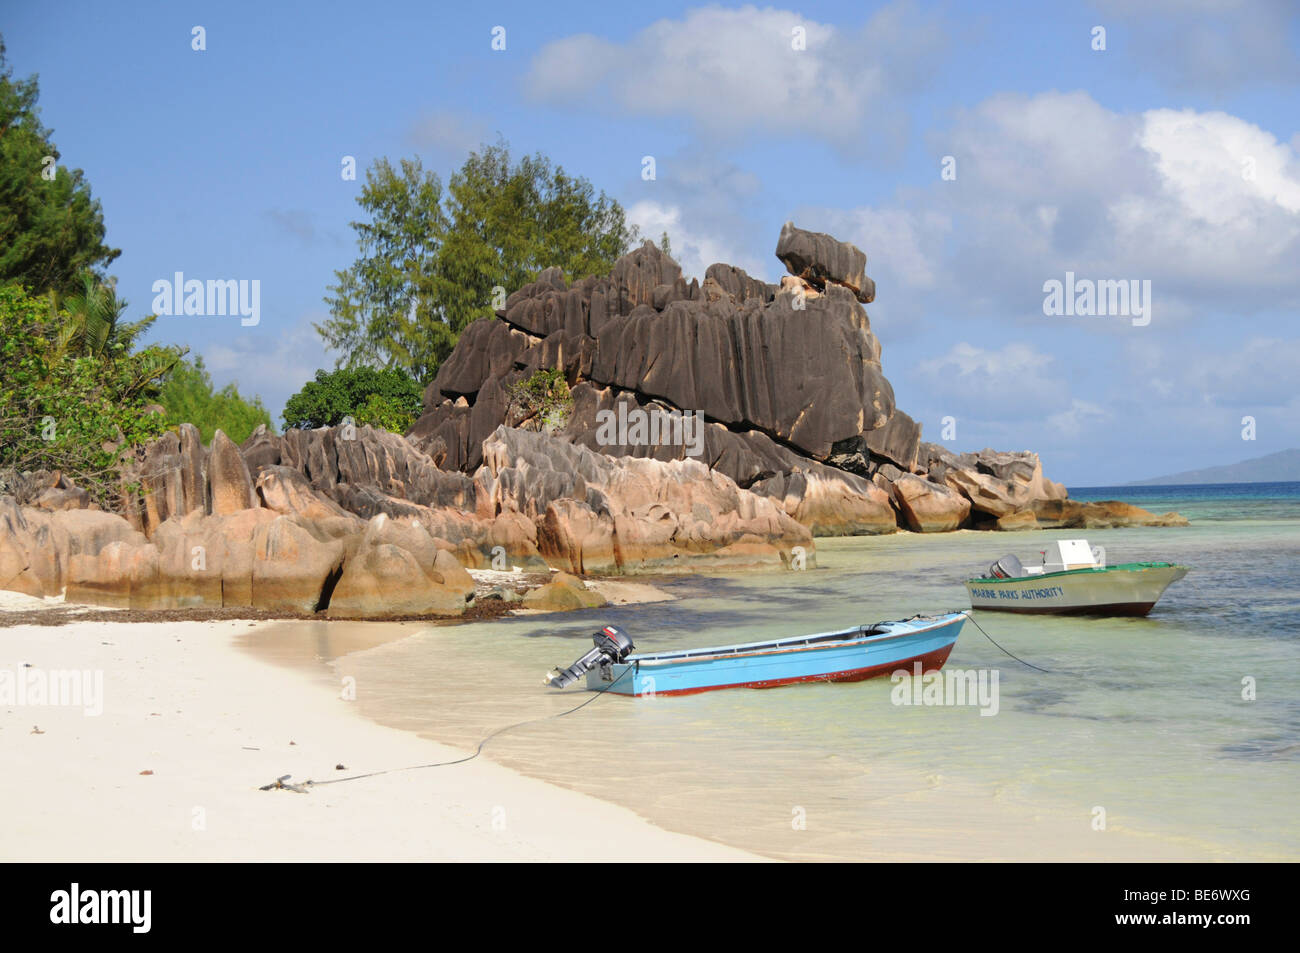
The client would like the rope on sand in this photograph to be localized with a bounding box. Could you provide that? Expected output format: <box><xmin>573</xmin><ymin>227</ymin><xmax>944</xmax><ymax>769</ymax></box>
<box><xmin>259</xmin><ymin>668</ymin><xmax>633</xmax><ymax>793</ymax></box>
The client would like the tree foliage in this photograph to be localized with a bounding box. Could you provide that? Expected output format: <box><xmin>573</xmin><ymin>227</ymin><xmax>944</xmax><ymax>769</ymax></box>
<box><xmin>281</xmin><ymin>366</ymin><xmax>423</xmax><ymax>432</ymax></box>
<box><xmin>0</xmin><ymin>38</ymin><xmax>120</xmax><ymax>298</ymax></box>
<box><xmin>320</xmin><ymin>141</ymin><xmax>637</xmax><ymax>382</ymax></box>
<box><xmin>158</xmin><ymin>355</ymin><xmax>272</xmax><ymax>445</ymax></box>
<box><xmin>0</xmin><ymin>282</ymin><xmax>181</xmax><ymax>505</ymax></box>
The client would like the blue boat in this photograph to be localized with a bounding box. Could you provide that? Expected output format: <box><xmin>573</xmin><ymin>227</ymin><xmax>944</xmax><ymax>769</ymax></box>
<box><xmin>545</xmin><ymin>612</ymin><xmax>967</xmax><ymax>697</ymax></box>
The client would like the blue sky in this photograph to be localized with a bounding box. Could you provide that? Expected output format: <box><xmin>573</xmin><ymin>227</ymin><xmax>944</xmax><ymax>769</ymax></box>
<box><xmin>5</xmin><ymin>0</ymin><xmax>1298</xmax><ymax>485</ymax></box>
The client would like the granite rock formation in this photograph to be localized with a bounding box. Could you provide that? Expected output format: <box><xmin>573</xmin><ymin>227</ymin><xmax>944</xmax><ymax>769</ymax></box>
<box><xmin>0</xmin><ymin>224</ymin><xmax>1186</xmax><ymax>615</ymax></box>
<box><xmin>408</xmin><ymin>222</ymin><xmax>1147</xmax><ymax>537</ymax></box>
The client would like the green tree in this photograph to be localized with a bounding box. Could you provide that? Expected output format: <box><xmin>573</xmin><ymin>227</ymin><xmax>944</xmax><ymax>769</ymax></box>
<box><xmin>0</xmin><ymin>37</ymin><xmax>120</xmax><ymax>297</ymax></box>
<box><xmin>281</xmin><ymin>366</ymin><xmax>423</xmax><ymax>432</ymax></box>
<box><xmin>50</xmin><ymin>271</ymin><xmax>154</xmax><ymax>361</ymax></box>
<box><xmin>158</xmin><ymin>355</ymin><xmax>272</xmax><ymax>444</ymax></box>
<box><xmin>353</xmin><ymin>393</ymin><xmax>418</xmax><ymax>434</ymax></box>
<box><xmin>0</xmin><ymin>282</ymin><xmax>180</xmax><ymax>505</ymax></box>
<box><xmin>318</xmin><ymin>157</ymin><xmax>448</xmax><ymax>383</ymax></box>
<box><xmin>320</xmin><ymin>141</ymin><xmax>636</xmax><ymax>382</ymax></box>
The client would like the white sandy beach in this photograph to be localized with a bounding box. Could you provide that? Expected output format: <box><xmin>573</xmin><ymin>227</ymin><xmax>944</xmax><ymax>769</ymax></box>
<box><xmin>0</xmin><ymin>614</ymin><xmax>760</xmax><ymax>862</ymax></box>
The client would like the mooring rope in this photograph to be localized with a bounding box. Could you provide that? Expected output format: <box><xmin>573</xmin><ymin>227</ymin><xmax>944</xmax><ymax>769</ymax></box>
<box><xmin>959</xmin><ymin>610</ymin><xmax>1055</xmax><ymax>674</ymax></box>
<box><xmin>259</xmin><ymin>667</ymin><xmax>633</xmax><ymax>793</ymax></box>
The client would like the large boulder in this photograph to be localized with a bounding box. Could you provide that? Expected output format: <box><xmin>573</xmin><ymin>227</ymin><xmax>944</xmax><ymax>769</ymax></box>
<box><xmin>208</xmin><ymin>429</ymin><xmax>257</xmax><ymax>516</ymax></box>
<box><xmin>65</xmin><ymin>540</ymin><xmax>159</xmax><ymax>609</ymax></box>
<box><xmin>993</xmin><ymin>509</ymin><xmax>1040</xmax><ymax>532</ymax></box>
<box><xmin>249</xmin><ymin>516</ymin><xmax>344</xmax><ymax>612</ymax></box>
<box><xmin>775</xmin><ymin>221</ymin><xmax>875</xmax><ymax>303</ymax></box>
<box><xmin>860</xmin><ymin>410</ymin><xmax>922</xmax><ymax>472</ymax></box>
<box><xmin>177</xmin><ymin>423</ymin><xmax>208</xmax><ymax>516</ymax></box>
<box><xmin>0</xmin><ymin>500</ymin><xmax>59</xmax><ymax>596</ymax></box>
<box><xmin>328</xmin><ymin>541</ymin><xmax>472</xmax><ymax>617</ymax></box>
<box><xmin>144</xmin><ymin>507</ymin><xmax>279</xmax><ymax>609</ymax></box>
<box><xmin>255</xmin><ymin>465</ymin><xmax>354</xmax><ymax>523</ymax></box>
<box><xmin>753</xmin><ymin>467</ymin><xmax>896</xmax><ymax>536</ymax></box>
<box><xmin>890</xmin><ymin>474</ymin><xmax>971</xmax><ymax>533</ymax></box>
<box><xmin>521</xmin><ymin>571</ymin><xmax>608</xmax><ymax>612</ymax></box>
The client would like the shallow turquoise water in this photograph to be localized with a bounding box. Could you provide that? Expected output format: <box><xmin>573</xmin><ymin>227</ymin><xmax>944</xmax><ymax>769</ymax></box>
<box><xmin>333</xmin><ymin>489</ymin><xmax>1300</xmax><ymax>860</ymax></box>
<box><xmin>1070</xmin><ymin>480</ymin><xmax>1300</xmax><ymax>522</ymax></box>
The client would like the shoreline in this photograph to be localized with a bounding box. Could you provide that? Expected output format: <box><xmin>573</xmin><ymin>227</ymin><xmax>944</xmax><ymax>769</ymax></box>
<box><xmin>0</xmin><ymin>572</ymin><xmax>677</xmax><ymax>629</ymax></box>
<box><xmin>0</xmin><ymin>618</ymin><xmax>762</xmax><ymax>862</ymax></box>
<box><xmin>3</xmin><ymin>517</ymin><xmax>1294</xmax><ymax>862</ymax></box>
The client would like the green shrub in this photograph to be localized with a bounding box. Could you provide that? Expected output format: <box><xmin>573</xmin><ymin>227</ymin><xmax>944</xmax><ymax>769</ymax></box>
<box><xmin>282</xmin><ymin>366</ymin><xmax>423</xmax><ymax>432</ymax></box>
<box><xmin>0</xmin><ymin>282</ymin><xmax>179</xmax><ymax>506</ymax></box>
<box><xmin>507</xmin><ymin>368</ymin><xmax>571</xmax><ymax>432</ymax></box>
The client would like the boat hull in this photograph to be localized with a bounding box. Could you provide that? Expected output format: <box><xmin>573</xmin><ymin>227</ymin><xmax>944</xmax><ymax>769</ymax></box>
<box><xmin>586</xmin><ymin>613</ymin><xmax>966</xmax><ymax>697</ymax></box>
<box><xmin>965</xmin><ymin>564</ymin><xmax>1188</xmax><ymax>616</ymax></box>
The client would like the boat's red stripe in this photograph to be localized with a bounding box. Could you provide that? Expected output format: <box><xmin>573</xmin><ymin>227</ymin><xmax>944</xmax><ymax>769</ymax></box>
<box><xmin>626</xmin><ymin>644</ymin><xmax>956</xmax><ymax>697</ymax></box>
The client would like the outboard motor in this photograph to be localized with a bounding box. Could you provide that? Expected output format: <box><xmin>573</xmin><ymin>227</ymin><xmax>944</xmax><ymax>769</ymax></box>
<box><xmin>988</xmin><ymin>554</ymin><xmax>1025</xmax><ymax>579</ymax></box>
<box><xmin>545</xmin><ymin>625</ymin><xmax>635</xmax><ymax>689</ymax></box>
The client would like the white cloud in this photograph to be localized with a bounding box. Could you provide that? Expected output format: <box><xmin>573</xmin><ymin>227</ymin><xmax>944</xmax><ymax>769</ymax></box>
<box><xmin>811</xmin><ymin>203</ymin><xmax>951</xmax><ymax>290</ymax></box>
<box><xmin>916</xmin><ymin>342</ymin><xmax>1070</xmax><ymax>420</ymax></box>
<box><xmin>811</xmin><ymin>92</ymin><xmax>1300</xmax><ymax>324</ymax></box>
<box><xmin>524</xmin><ymin>2</ymin><xmax>946</xmax><ymax>154</ymax></box>
<box><xmin>1046</xmin><ymin>398</ymin><xmax>1111</xmax><ymax>438</ymax></box>
<box><xmin>626</xmin><ymin>200</ymin><xmax>762</xmax><ymax>283</ymax></box>
<box><xmin>626</xmin><ymin>149</ymin><xmax>771</xmax><ymax>281</ymax></box>
<box><xmin>202</xmin><ymin>314</ymin><xmax>332</xmax><ymax>423</ymax></box>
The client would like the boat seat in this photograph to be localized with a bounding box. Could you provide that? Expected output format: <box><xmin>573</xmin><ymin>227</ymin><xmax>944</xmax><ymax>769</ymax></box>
<box><xmin>989</xmin><ymin>554</ymin><xmax>1026</xmax><ymax>579</ymax></box>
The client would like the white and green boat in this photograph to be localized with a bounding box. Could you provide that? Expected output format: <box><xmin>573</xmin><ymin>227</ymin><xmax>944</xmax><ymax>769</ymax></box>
<box><xmin>965</xmin><ymin>539</ymin><xmax>1188</xmax><ymax>616</ymax></box>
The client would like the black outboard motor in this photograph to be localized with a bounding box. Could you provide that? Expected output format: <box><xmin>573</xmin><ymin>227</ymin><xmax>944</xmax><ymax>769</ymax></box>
<box><xmin>545</xmin><ymin>625</ymin><xmax>635</xmax><ymax>689</ymax></box>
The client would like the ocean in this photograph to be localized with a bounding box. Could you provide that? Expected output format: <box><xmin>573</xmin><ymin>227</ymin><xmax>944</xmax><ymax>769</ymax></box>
<box><xmin>265</xmin><ymin>482</ymin><xmax>1300</xmax><ymax>860</ymax></box>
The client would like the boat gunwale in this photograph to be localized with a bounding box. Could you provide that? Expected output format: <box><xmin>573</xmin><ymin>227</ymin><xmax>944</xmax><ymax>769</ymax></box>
<box><xmin>624</xmin><ymin>612</ymin><xmax>966</xmax><ymax>666</ymax></box>
<box><xmin>966</xmin><ymin>561</ymin><xmax>1187</xmax><ymax>585</ymax></box>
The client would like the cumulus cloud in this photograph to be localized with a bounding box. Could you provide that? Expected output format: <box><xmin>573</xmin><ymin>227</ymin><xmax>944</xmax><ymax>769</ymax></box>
<box><xmin>810</xmin><ymin>202</ymin><xmax>952</xmax><ymax>290</ymax></box>
<box><xmin>625</xmin><ymin>149</ymin><xmax>771</xmax><ymax>281</ymax></box>
<box><xmin>916</xmin><ymin>342</ymin><xmax>1071</xmax><ymax>420</ymax></box>
<box><xmin>812</xmin><ymin>92</ymin><xmax>1300</xmax><ymax>324</ymax></box>
<box><xmin>524</xmin><ymin>2</ymin><xmax>947</xmax><ymax>155</ymax></box>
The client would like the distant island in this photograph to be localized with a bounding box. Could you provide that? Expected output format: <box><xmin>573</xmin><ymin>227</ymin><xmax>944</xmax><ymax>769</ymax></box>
<box><xmin>1129</xmin><ymin>448</ymin><xmax>1300</xmax><ymax>485</ymax></box>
